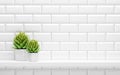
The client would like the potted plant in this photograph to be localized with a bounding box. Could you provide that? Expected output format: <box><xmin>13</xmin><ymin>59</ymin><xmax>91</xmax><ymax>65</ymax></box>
<box><xmin>26</xmin><ymin>40</ymin><xmax>40</xmax><ymax>62</ymax></box>
<box><xmin>13</xmin><ymin>32</ymin><xmax>29</xmax><ymax>61</ymax></box>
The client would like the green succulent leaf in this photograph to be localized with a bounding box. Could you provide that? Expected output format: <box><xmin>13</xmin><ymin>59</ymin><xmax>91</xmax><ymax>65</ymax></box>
<box><xmin>26</xmin><ymin>40</ymin><xmax>40</xmax><ymax>53</ymax></box>
<box><xmin>13</xmin><ymin>32</ymin><xmax>29</xmax><ymax>49</ymax></box>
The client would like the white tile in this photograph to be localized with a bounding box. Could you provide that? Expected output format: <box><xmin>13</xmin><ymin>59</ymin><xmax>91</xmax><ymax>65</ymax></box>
<box><xmin>107</xmin><ymin>15</ymin><xmax>120</xmax><ymax>23</ymax></box>
<box><xmin>70</xmin><ymin>15</ymin><xmax>87</xmax><ymax>23</ymax></box>
<box><xmin>0</xmin><ymin>51</ymin><xmax>14</xmax><ymax>60</ymax></box>
<box><xmin>0</xmin><ymin>42</ymin><xmax>5</xmax><ymax>50</ymax></box>
<box><xmin>79</xmin><ymin>24</ymin><xmax>96</xmax><ymax>32</ymax></box>
<box><xmin>33</xmin><ymin>0</ymin><xmax>51</xmax><ymax>4</ymax></box>
<box><xmin>115</xmin><ymin>42</ymin><xmax>120</xmax><ymax>50</ymax></box>
<box><xmin>6</xmin><ymin>5</ymin><xmax>23</xmax><ymax>14</ymax></box>
<box><xmin>34</xmin><ymin>33</ymin><xmax>51</xmax><ymax>42</ymax></box>
<box><xmin>107</xmin><ymin>0</ymin><xmax>120</xmax><ymax>4</ymax></box>
<box><xmin>60</xmin><ymin>5</ymin><xmax>78</xmax><ymax>14</ymax></box>
<box><xmin>42</xmin><ymin>5</ymin><xmax>59</xmax><ymax>14</ymax></box>
<box><xmin>15</xmin><ymin>0</ymin><xmax>32</xmax><ymax>4</ymax></box>
<box><xmin>0</xmin><ymin>0</ymin><xmax>14</xmax><ymax>4</ymax></box>
<box><xmin>88</xmin><ymin>51</ymin><xmax>105</xmax><ymax>60</ymax></box>
<box><xmin>0</xmin><ymin>15</ymin><xmax>14</xmax><ymax>23</ymax></box>
<box><xmin>39</xmin><ymin>51</ymin><xmax>51</xmax><ymax>60</ymax></box>
<box><xmin>34</xmin><ymin>69</ymin><xmax>51</xmax><ymax>75</ymax></box>
<box><xmin>0</xmin><ymin>70</ymin><xmax>14</xmax><ymax>75</ymax></box>
<box><xmin>52</xmin><ymin>51</ymin><xmax>69</xmax><ymax>60</ymax></box>
<box><xmin>88</xmin><ymin>15</ymin><xmax>105</xmax><ymax>23</ymax></box>
<box><xmin>61</xmin><ymin>42</ymin><xmax>78</xmax><ymax>51</ymax></box>
<box><xmin>88</xmin><ymin>0</ymin><xmax>105</xmax><ymax>4</ymax></box>
<box><xmin>33</xmin><ymin>15</ymin><xmax>51</xmax><ymax>23</ymax></box>
<box><xmin>97</xmin><ymin>6</ymin><xmax>113</xmax><ymax>14</ymax></box>
<box><xmin>5</xmin><ymin>42</ymin><xmax>13</xmax><ymax>51</ymax></box>
<box><xmin>60</xmin><ymin>24</ymin><xmax>78</xmax><ymax>32</ymax></box>
<box><xmin>106</xmin><ymin>70</ymin><xmax>120</xmax><ymax>75</ymax></box>
<box><xmin>88</xmin><ymin>70</ymin><xmax>104</xmax><ymax>75</ymax></box>
<box><xmin>0</xmin><ymin>33</ymin><xmax>14</xmax><ymax>42</ymax></box>
<box><xmin>15</xmin><ymin>15</ymin><xmax>32</xmax><ymax>23</ymax></box>
<box><xmin>79</xmin><ymin>5</ymin><xmax>96</xmax><ymax>14</ymax></box>
<box><xmin>115</xmin><ymin>24</ymin><xmax>120</xmax><ymax>32</ymax></box>
<box><xmin>52</xmin><ymin>15</ymin><xmax>69</xmax><ymax>23</ymax></box>
<box><xmin>115</xmin><ymin>6</ymin><xmax>120</xmax><ymax>13</ymax></box>
<box><xmin>16</xmin><ymin>69</ymin><xmax>33</xmax><ymax>75</ymax></box>
<box><xmin>6</xmin><ymin>24</ymin><xmax>23</xmax><ymax>32</ymax></box>
<box><xmin>70</xmin><ymin>51</ymin><xmax>87</xmax><ymax>60</ymax></box>
<box><xmin>52</xmin><ymin>33</ymin><xmax>69</xmax><ymax>42</ymax></box>
<box><xmin>97</xmin><ymin>24</ymin><xmax>114</xmax><ymax>32</ymax></box>
<box><xmin>0</xmin><ymin>24</ymin><xmax>5</xmax><ymax>32</ymax></box>
<box><xmin>88</xmin><ymin>33</ymin><xmax>105</xmax><ymax>42</ymax></box>
<box><xmin>70</xmin><ymin>0</ymin><xmax>87</xmax><ymax>4</ymax></box>
<box><xmin>107</xmin><ymin>51</ymin><xmax>120</xmax><ymax>60</ymax></box>
<box><xmin>42</xmin><ymin>24</ymin><xmax>59</xmax><ymax>32</ymax></box>
<box><xmin>25</xmin><ymin>33</ymin><xmax>33</xmax><ymax>39</ymax></box>
<box><xmin>52</xmin><ymin>69</ymin><xmax>69</xmax><ymax>75</ymax></box>
<box><xmin>42</xmin><ymin>42</ymin><xmax>59</xmax><ymax>50</ymax></box>
<box><xmin>52</xmin><ymin>0</ymin><xmax>69</xmax><ymax>4</ymax></box>
<box><xmin>0</xmin><ymin>6</ymin><xmax>5</xmax><ymax>13</ymax></box>
<box><xmin>24</xmin><ymin>5</ymin><xmax>41</xmax><ymax>13</ymax></box>
<box><xmin>70</xmin><ymin>33</ymin><xmax>87</xmax><ymax>42</ymax></box>
<box><xmin>106</xmin><ymin>33</ymin><xmax>120</xmax><ymax>42</ymax></box>
<box><xmin>97</xmin><ymin>42</ymin><xmax>114</xmax><ymax>51</ymax></box>
<box><xmin>79</xmin><ymin>42</ymin><xmax>96</xmax><ymax>51</ymax></box>
<box><xmin>24</xmin><ymin>24</ymin><xmax>41</xmax><ymax>32</ymax></box>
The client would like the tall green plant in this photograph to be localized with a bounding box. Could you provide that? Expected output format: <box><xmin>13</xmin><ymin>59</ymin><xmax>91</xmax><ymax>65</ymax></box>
<box><xmin>27</xmin><ymin>40</ymin><xmax>39</xmax><ymax>53</ymax></box>
<box><xmin>13</xmin><ymin>32</ymin><xmax>29</xmax><ymax>49</ymax></box>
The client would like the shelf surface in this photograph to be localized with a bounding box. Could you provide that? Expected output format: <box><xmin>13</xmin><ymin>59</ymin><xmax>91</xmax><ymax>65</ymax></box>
<box><xmin>0</xmin><ymin>60</ymin><xmax>120</xmax><ymax>69</ymax></box>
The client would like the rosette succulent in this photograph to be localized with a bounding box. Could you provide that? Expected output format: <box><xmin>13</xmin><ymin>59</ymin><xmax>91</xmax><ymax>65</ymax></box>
<box><xmin>27</xmin><ymin>40</ymin><xmax>39</xmax><ymax>53</ymax></box>
<box><xmin>13</xmin><ymin>32</ymin><xmax>29</xmax><ymax>49</ymax></box>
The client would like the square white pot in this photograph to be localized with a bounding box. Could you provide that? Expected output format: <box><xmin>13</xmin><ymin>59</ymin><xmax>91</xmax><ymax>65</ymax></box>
<box><xmin>28</xmin><ymin>53</ymin><xmax>39</xmax><ymax>62</ymax></box>
<box><xmin>14</xmin><ymin>49</ymin><xmax>28</xmax><ymax>61</ymax></box>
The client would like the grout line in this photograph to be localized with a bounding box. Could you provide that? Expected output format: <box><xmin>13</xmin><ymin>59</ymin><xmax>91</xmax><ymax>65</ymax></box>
<box><xmin>1</xmin><ymin>4</ymin><xmax>120</xmax><ymax>5</ymax></box>
<box><xmin>1</xmin><ymin>13</ymin><xmax>120</xmax><ymax>15</ymax></box>
<box><xmin>1</xmin><ymin>31</ymin><xmax>120</xmax><ymax>33</ymax></box>
<box><xmin>1</xmin><ymin>22</ymin><xmax>120</xmax><ymax>24</ymax></box>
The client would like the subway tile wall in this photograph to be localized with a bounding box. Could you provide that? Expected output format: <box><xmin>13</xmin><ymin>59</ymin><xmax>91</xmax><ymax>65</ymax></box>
<box><xmin>0</xmin><ymin>0</ymin><xmax>120</xmax><ymax>61</ymax></box>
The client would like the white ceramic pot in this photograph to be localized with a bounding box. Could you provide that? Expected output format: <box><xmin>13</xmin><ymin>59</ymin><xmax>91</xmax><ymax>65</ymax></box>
<box><xmin>14</xmin><ymin>49</ymin><xmax>28</xmax><ymax>61</ymax></box>
<box><xmin>28</xmin><ymin>53</ymin><xmax>39</xmax><ymax>62</ymax></box>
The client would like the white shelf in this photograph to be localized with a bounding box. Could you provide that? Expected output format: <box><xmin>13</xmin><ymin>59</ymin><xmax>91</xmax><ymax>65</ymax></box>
<box><xmin>0</xmin><ymin>60</ymin><xmax>120</xmax><ymax>69</ymax></box>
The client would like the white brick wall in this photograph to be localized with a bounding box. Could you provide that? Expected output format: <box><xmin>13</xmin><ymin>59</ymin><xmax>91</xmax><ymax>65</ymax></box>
<box><xmin>0</xmin><ymin>0</ymin><xmax>120</xmax><ymax>63</ymax></box>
